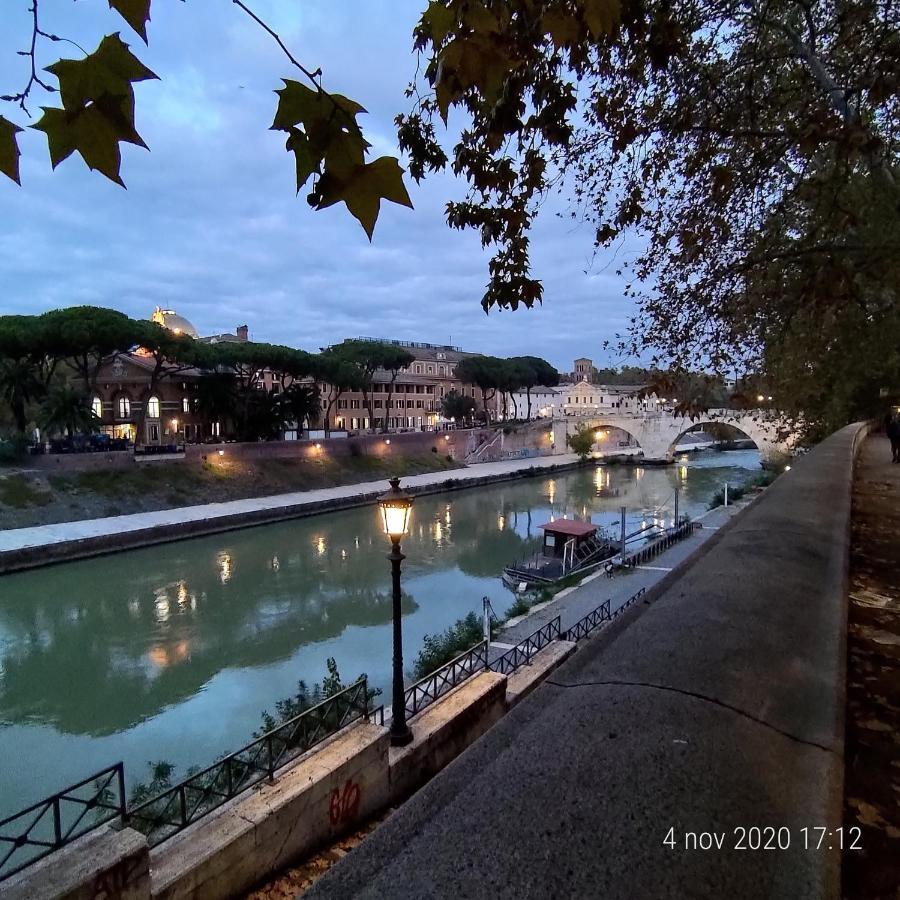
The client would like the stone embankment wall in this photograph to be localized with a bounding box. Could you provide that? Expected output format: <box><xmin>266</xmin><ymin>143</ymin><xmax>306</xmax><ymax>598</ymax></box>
<box><xmin>21</xmin><ymin>429</ymin><xmax>482</xmax><ymax>473</ymax></box>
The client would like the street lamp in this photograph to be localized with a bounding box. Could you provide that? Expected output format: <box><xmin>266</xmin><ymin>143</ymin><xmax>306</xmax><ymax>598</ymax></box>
<box><xmin>377</xmin><ymin>477</ymin><xmax>415</xmax><ymax>746</ymax></box>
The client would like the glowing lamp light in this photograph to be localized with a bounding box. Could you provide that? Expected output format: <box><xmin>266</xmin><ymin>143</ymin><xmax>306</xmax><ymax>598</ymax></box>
<box><xmin>757</xmin><ymin>394</ymin><xmax>765</xmax><ymax>402</ymax></box>
<box><xmin>385</xmin><ymin>438</ymin><xmax>391</xmax><ymax>445</ymax></box>
<box><xmin>171</xmin><ymin>419</ymin><xmax>179</xmax><ymax>430</ymax></box>
<box><xmin>218</xmin><ymin>449</ymin><xmax>224</xmax><ymax>456</ymax></box>
<box><xmin>444</xmin><ymin>434</ymin><xmax>450</xmax><ymax>441</ymax></box>
<box><xmin>378</xmin><ymin>477</ymin><xmax>414</xmax><ymax>540</ymax></box>
<box><xmin>315</xmin><ymin>442</ymin><xmax>322</xmax><ymax>449</ymax></box>
<box><xmin>785</xmin><ymin>465</ymin><xmax>792</xmax><ymax>471</ymax></box>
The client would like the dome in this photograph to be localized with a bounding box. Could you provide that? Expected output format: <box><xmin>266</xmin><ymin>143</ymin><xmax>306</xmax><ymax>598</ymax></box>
<box><xmin>151</xmin><ymin>307</ymin><xmax>199</xmax><ymax>339</ymax></box>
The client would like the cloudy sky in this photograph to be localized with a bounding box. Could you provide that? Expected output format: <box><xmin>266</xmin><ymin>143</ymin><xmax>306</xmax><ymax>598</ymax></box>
<box><xmin>0</xmin><ymin>0</ymin><xmax>642</xmax><ymax>371</ymax></box>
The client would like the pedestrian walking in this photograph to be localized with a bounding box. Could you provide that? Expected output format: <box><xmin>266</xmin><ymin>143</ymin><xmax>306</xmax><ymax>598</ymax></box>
<box><xmin>887</xmin><ymin>413</ymin><xmax>900</xmax><ymax>464</ymax></box>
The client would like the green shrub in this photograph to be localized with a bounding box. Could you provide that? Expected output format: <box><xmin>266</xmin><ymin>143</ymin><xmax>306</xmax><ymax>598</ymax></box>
<box><xmin>0</xmin><ymin>434</ymin><xmax>29</xmax><ymax>463</ymax></box>
<box><xmin>411</xmin><ymin>612</ymin><xmax>483</xmax><ymax>680</ymax></box>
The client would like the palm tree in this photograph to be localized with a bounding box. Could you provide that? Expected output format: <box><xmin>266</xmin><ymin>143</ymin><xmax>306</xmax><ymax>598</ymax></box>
<box><xmin>39</xmin><ymin>384</ymin><xmax>99</xmax><ymax>438</ymax></box>
<box><xmin>0</xmin><ymin>358</ymin><xmax>44</xmax><ymax>434</ymax></box>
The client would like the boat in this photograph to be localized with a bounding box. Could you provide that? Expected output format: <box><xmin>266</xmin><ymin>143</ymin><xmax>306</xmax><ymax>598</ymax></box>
<box><xmin>502</xmin><ymin>519</ymin><xmax>617</xmax><ymax>592</ymax></box>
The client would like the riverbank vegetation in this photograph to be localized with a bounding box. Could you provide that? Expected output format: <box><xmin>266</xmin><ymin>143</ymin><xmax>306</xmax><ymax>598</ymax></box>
<box><xmin>708</xmin><ymin>471</ymin><xmax>779</xmax><ymax>509</ymax></box>
<box><xmin>410</xmin><ymin>612</ymin><xmax>483</xmax><ymax>681</ymax></box>
<box><xmin>0</xmin><ymin>452</ymin><xmax>461</xmax><ymax>530</ymax></box>
<box><xmin>125</xmin><ymin>658</ymin><xmax>378</xmax><ymax>829</ymax></box>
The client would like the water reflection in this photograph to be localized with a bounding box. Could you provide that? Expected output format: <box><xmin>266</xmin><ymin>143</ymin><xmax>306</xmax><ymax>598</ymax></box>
<box><xmin>0</xmin><ymin>450</ymin><xmax>760</xmax><ymax>813</ymax></box>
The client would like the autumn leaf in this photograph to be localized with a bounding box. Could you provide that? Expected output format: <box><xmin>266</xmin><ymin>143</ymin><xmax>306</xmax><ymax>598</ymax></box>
<box><xmin>0</xmin><ymin>116</ymin><xmax>23</xmax><ymax>184</ymax></box>
<box><xmin>314</xmin><ymin>156</ymin><xmax>413</xmax><ymax>240</ymax></box>
<box><xmin>108</xmin><ymin>0</ymin><xmax>152</xmax><ymax>43</ymax></box>
<box><xmin>582</xmin><ymin>0</ymin><xmax>621</xmax><ymax>39</ymax></box>
<box><xmin>420</xmin><ymin>1</ymin><xmax>456</xmax><ymax>45</ymax></box>
<box><xmin>33</xmin><ymin>33</ymin><xmax>157</xmax><ymax>186</ymax></box>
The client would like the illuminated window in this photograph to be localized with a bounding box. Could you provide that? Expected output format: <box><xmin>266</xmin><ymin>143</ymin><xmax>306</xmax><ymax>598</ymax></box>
<box><xmin>147</xmin><ymin>396</ymin><xmax>160</xmax><ymax>418</ymax></box>
<box><xmin>117</xmin><ymin>396</ymin><xmax>131</xmax><ymax>418</ymax></box>
<box><xmin>182</xmin><ymin>397</ymin><xmax>190</xmax><ymax>413</ymax></box>
<box><xmin>91</xmin><ymin>396</ymin><xmax>102</xmax><ymax>419</ymax></box>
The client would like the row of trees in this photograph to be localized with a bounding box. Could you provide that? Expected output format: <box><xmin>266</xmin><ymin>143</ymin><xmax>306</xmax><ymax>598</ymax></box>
<box><xmin>454</xmin><ymin>355</ymin><xmax>560</xmax><ymax>421</ymax></box>
<box><xmin>0</xmin><ymin>307</ymin><xmax>561</xmax><ymax>443</ymax></box>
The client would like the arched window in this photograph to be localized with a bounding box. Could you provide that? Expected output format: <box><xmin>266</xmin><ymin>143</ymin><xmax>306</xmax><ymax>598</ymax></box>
<box><xmin>91</xmin><ymin>396</ymin><xmax>103</xmax><ymax>419</ymax></box>
<box><xmin>117</xmin><ymin>396</ymin><xmax>131</xmax><ymax>418</ymax></box>
<box><xmin>182</xmin><ymin>396</ymin><xmax>190</xmax><ymax>413</ymax></box>
<box><xmin>147</xmin><ymin>396</ymin><xmax>160</xmax><ymax>418</ymax></box>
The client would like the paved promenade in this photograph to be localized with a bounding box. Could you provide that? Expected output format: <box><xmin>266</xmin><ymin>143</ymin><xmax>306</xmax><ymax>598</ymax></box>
<box><xmin>307</xmin><ymin>424</ymin><xmax>861</xmax><ymax>900</ymax></box>
<box><xmin>0</xmin><ymin>454</ymin><xmax>579</xmax><ymax>566</ymax></box>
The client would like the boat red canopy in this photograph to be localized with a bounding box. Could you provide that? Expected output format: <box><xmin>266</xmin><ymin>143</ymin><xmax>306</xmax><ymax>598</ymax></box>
<box><xmin>539</xmin><ymin>520</ymin><xmax>597</xmax><ymax>538</ymax></box>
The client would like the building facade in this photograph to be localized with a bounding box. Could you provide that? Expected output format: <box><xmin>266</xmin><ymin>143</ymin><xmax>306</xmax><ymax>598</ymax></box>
<box><xmin>323</xmin><ymin>338</ymin><xmax>500</xmax><ymax>433</ymax></box>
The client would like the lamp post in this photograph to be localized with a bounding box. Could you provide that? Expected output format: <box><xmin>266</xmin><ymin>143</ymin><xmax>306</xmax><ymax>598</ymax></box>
<box><xmin>377</xmin><ymin>477</ymin><xmax>414</xmax><ymax>746</ymax></box>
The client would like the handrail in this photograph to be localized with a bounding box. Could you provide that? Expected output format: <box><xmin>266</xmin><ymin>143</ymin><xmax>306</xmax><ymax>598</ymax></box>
<box><xmin>489</xmin><ymin>617</ymin><xmax>561</xmax><ymax>675</ymax></box>
<box><xmin>404</xmin><ymin>641</ymin><xmax>489</xmax><ymax>719</ymax></box>
<box><xmin>126</xmin><ymin>678</ymin><xmax>370</xmax><ymax>847</ymax></box>
<box><xmin>0</xmin><ymin>763</ymin><xmax>125</xmax><ymax>881</ymax></box>
<box><xmin>563</xmin><ymin>599</ymin><xmax>612</xmax><ymax>642</ymax></box>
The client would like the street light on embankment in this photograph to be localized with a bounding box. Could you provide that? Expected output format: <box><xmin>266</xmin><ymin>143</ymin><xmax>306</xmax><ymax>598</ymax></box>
<box><xmin>377</xmin><ymin>477</ymin><xmax>414</xmax><ymax>747</ymax></box>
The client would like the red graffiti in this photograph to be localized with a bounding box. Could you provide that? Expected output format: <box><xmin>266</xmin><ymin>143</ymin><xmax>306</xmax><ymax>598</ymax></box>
<box><xmin>329</xmin><ymin>778</ymin><xmax>361</xmax><ymax>826</ymax></box>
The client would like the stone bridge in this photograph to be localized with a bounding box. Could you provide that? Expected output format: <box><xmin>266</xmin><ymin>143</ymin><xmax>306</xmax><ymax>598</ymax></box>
<box><xmin>550</xmin><ymin>409</ymin><xmax>795</xmax><ymax>464</ymax></box>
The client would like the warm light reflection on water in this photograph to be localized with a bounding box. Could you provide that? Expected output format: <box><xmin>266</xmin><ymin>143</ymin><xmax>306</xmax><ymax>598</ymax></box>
<box><xmin>0</xmin><ymin>449</ymin><xmax>762</xmax><ymax>816</ymax></box>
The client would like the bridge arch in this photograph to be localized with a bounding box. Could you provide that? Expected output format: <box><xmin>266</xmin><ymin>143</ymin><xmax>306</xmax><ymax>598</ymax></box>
<box><xmin>551</xmin><ymin>411</ymin><xmax>793</xmax><ymax>465</ymax></box>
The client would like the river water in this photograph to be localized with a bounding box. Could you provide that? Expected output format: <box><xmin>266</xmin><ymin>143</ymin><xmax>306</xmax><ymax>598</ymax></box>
<box><xmin>0</xmin><ymin>449</ymin><xmax>760</xmax><ymax>815</ymax></box>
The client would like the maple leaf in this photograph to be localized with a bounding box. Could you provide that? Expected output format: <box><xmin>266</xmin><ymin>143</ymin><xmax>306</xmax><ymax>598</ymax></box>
<box><xmin>108</xmin><ymin>0</ymin><xmax>152</xmax><ymax>43</ymax></box>
<box><xmin>32</xmin><ymin>34</ymin><xmax>157</xmax><ymax>186</ymax></box>
<box><xmin>314</xmin><ymin>156</ymin><xmax>413</xmax><ymax>240</ymax></box>
<box><xmin>0</xmin><ymin>116</ymin><xmax>23</xmax><ymax>184</ymax></box>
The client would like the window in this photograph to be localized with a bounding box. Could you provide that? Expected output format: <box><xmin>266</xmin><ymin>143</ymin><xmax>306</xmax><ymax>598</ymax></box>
<box><xmin>427</xmin><ymin>365</ymin><xmax>434</xmax><ymax>374</ymax></box>
<box><xmin>117</xmin><ymin>396</ymin><xmax>131</xmax><ymax>418</ymax></box>
<box><xmin>439</xmin><ymin>365</ymin><xmax>445</xmax><ymax>375</ymax></box>
<box><xmin>182</xmin><ymin>397</ymin><xmax>190</xmax><ymax>413</ymax></box>
<box><xmin>406</xmin><ymin>399</ymin><xmax>414</xmax><ymax>408</ymax></box>
<box><xmin>147</xmin><ymin>396</ymin><xmax>160</xmax><ymax>419</ymax></box>
<box><xmin>415</xmin><ymin>364</ymin><xmax>422</xmax><ymax>373</ymax></box>
<box><xmin>350</xmin><ymin>399</ymin><xmax>360</xmax><ymax>409</ymax></box>
<box><xmin>375</xmin><ymin>399</ymin><xmax>383</xmax><ymax>408</ymax></box>
<box><xmin>416</xmin><ymin>400</ymin><xmax>423</xmax><ymax>408</ymax></box>
<box><xmin>338</xmin><ymin>399</ymin><xmax>348</xmax><ymax>409</ymax></box>
<box><xmin>148</xmin><ymin>423</ymin><xmax>160</xmax><ymax>443</ymax></box>
<box><xmin>212</xmin><ymin>421</ymin><xmax>221</xmax><ymax>437</ymax></box>
<box><xmin>351</xmin><ymin>417</ymin><xmax>359</xmax><ymax>430</ymax></box>
<box><xmin>91</xmin><ymin>396</ymin><xmax>103</xmax><ymax>419</ymax></box>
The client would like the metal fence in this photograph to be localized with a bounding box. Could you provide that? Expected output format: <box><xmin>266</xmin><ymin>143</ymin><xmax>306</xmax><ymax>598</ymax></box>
<box><xmin>0</xmin><ymin>762</ymin><xmax>125</xmax><ymax>882</ymax></box>
<box><xmin>489</xmin><ymin>617</ymin><xmax>562</xmax><ymax>675</ymax></box>
<box><xmin>0</xmin><ymin>679</ymin><xmax>371</xmax><ymax>879</ymax></box>
<box><xmin>404</xmin><ymin>641</ymin><xmax>489</xmax><ymax>719</ymax></box>
<box><xmin>612</xmin><ymin>587</ymin><xmax>647</xmax><ymax>618</ymax></box>
<box><xmin>127</xmin><ymin>678</ymin><xmax>370</xmax><ymax>846</ymax></box>
<box><xmin>563</xmin><ymin>600</ymin><xmax>612</xmax><ymax>642</ymax></box>
<box><xmin>624</xmin><ymin>519</ymin><xmax>694</xmax><ymax>567</ymax></box>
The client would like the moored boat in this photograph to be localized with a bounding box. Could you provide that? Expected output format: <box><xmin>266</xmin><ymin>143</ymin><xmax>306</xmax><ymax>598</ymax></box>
<box><xmin>502</xmin><ymin>519</ymin><xmax>616</xmax><ymax>591</ymax></box>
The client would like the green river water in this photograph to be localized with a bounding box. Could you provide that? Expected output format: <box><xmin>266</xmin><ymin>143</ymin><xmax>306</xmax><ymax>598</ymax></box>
<box><xmin>0</xmin><ymin>450</ymin><xmax>760</xmax><ymax>815</ymax></box>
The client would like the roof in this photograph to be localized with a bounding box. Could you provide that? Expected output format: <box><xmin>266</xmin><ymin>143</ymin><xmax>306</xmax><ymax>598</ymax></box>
<box><xmin>151</xmin><ymin>307</ymin><xmax>199</xmax><ymax>339</ymax></box>
<box><xmin>540</xmin><ymin>519</ymin><xmax>597</xmax><ymax>537</ymax></box>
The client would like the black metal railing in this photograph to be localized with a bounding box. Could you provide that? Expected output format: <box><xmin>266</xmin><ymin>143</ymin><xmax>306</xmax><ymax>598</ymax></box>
<box><xmin>489</xmin><ymin>617</ymin><xmax>561</xmax><ymax>675</ymax></box>
<box><xmin>0</xmin><ymin>763</ymin><xmax>125</xmax><ymax>882</ymax></box>
<box><xmin>612</xmin><ymin>586</ymin><xmax>647</xmax><ymax>618</ymax></box>
<box><xmin>126</xmin><ymin>678</ymin><xmax>370</xmax><ymax>846</ymax></box>
<box><xmin>404</xmin><ymin>641</ymin><xmax>489</xmax><ymax>719</ymax></box>
<box><xmin>563</xmin><ymin>600</ymin><xmax>612</xmax><ymax>642</ymax></box>
<box><xmin>624</xmin><ymin>519</ymin><xmax>694</xmax><ymax>568</ymax></box>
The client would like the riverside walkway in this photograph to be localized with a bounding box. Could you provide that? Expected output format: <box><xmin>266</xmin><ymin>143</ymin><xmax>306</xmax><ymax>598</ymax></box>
<box><xmin>306</xmin><ymin>424</ymin><xmax>862</xmax><ymax>900</ymax></box>
<box><xmin>0</xmin><ymin>453</ymin><xmax>579</xmax><ymax>571</ymax></box>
